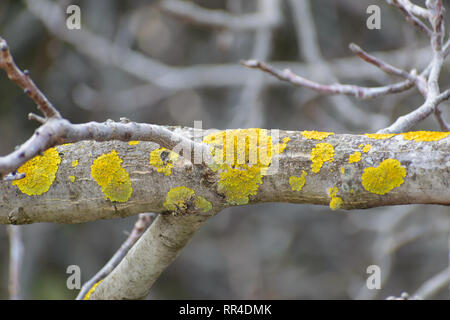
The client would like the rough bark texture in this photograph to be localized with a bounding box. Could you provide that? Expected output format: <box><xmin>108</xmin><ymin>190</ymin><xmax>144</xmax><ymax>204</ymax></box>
<box><xmin>1</xmin><ymin>127</ymin><xmax>449</xmax><ymax>226</ymax></box>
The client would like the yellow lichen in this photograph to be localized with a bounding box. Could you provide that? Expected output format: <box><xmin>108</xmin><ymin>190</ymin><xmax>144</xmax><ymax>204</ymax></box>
<box><xmin>202</xmin><ymin>129</ymin><xmax>289</xmax><ymax>205</ymax></box>
<box><xmin>12</xmin><ymin>148</ymin><xmax>61</xmax><ymax>196</ymax></box>
<box><xmin>310</xmin><ymin>143</ymin><xmax>334</xmax><ymax>173</ymax></box>
<box><xmin>362</xmin><ymin>144</ymin><xmax>372</xmax><ymax>153</ymax></box>
<box><xmin>149</xmin><ymin>147</ymin><xmax>179</xmax><ymax>176</ymax></box>
<box><xmin>364</xmin><ymin>133</ymin><xmax>396</xmax><ymax>140</ymax></box>
<box><xmin>348</xmin><ymin>151</ymin><xmax>362</xmax><ymax>164</ymax></box>
<box><xmin>328</xmin><ymin>186</ymin><xmax>342</xmax><ymax>210</ymax></box>
<box><xmin>341</xmin><ymin>167</ymin><xmax>345</xmax><ymax>174</ymax></box>
<box><xmin>163</xmin><ymin>186</ymin><xmax>195</xmax><ymax>212</ymax></box>
<box><xmin>289</xmin><ymin>170</ymin><xmax>307</xmax><ymax>192</ymax></box>
<box><xmin>128</xmin><ymin>141</ymin><xmax>140</xmax><ymax>145</ymax></box>
<box><xmin>361</xmin><ymin>159</ymin><xmax>406</xmax><ymax>195</ymax></box>
<box><xmin>69</xmin><ymin>176</ymin><xmax>75</xmax><ymax>183</ymax></box>
<box><xmin>83</xmin><ymin>280</ymin><xmax>102</xmax><ymax>300</ymax></box>
<box><xmin>163</xmin><ymin>186</ymin><xmax>212</xmax><ymax>213</ymax></box>
<box><xmin>301</xmin><ymin>130</ymin><xmax>334</xmax><ymax>140</ymax></box>
<box><xmin>91</xmin><ymin>150</ymin><xmax>132</xmax><ymax>202</ymax></box>
<box><xmin>194</xmin><ymin>196</ymin><xmax>213</xmax><ymax>213</ymax></box>
<box><xmin>72</xmin><ymin>160</ymin><xmax>79</xmax><ymax>167</ymax></box>
<box><xmin>401</xmin><ymin>131</ymin><xmax>450</xmax><ymax>142</ymax></box>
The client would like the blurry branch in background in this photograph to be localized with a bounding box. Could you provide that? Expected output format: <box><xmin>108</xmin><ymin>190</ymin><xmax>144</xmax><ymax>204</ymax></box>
<box><xmin>243</xmin><ymin>0</ymin><xmax>450</xmax><ymax>133</ymax></box>
<box><xmin>413</xmin><ymin>266</ymin><xmax>450</xmax><ymax>299</ymax></box>
<box><xmin>76</xmin><ymin>213</ymin><xmax>157</xmax><ymax>300</ymax></box>
<box><xmin>353</xmin><ymin>206</ymin><xmax>449</xmax><ymax>299</ymax></box>
<box><xmin>230</xmin><ymin>0</ymin><xmax>279</xmax><ymax>128</ymax></box>
<box><xmin>25</xmin><ymin>0</ymin><xmax>449</xmax><ymax>92</ymax></box>
<box><xmin>7</xmin><ymin>225</ymin><xmax>24</xmax><ymax>300</ymax></box>
<box><xmin>288</xmin><ymin>0</ymin><xmax>380</xmax><ymax>129</ymax></box>
<box><xmin>160</xmin><ymin>0</ymin><xmax>280</xmax><ymax>31</ymax></box>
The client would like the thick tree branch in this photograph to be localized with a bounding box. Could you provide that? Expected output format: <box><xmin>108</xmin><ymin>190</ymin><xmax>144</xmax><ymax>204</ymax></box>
<box><xmin>77</xmin><ymin>213</ymin><xmax>156</xmax><ymax>300</ymax></box>
<box><xmin>1</xmin><ymin>128</ymin><xmax>449</xmax><ymax>225</ymax></box>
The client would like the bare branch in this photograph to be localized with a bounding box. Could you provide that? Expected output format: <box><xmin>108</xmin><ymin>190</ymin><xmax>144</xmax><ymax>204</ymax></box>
<box><xmin>77</xmin><ymin>213</ymin><xmax>157</xmax><ymax>300</ymax></box>
<box><xmin>388</xmin><ymin>0</ymin><xmax>433</xmax><ymax>37</ymax></box>
<box><xmin>379</xmin><ymin>89</ymin><xmax>450</xmax><ymax>133</ymax></box>
<box><xmin>349</xmin><ymin>43</ymin><xmax>416</xmax><ymax>81</ymax></box>
<box><xmin>0</xmin><ymin>118</ymin><xmax>213</xmax><ymax>179</ymax></box>
<box><xmin>398</xmin><ymin>0</ymin><xmax>431</xmax><ymax>19</ymax></box>
<box><xmin>0</xmin><ymin>37</ymin><xmax>61</xmax><ymax>119</ymax></box>
<box><xmin>241</xmin><ymin>59</ymin><xmax>415</xmax><ymax>100</ymax></box>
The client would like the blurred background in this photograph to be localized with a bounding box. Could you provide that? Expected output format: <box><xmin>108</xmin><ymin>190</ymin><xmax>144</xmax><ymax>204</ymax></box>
<box><xmin>0</xmin><ymin>0</ymin><xmax>449</xmax><ymax>299</ymax></box>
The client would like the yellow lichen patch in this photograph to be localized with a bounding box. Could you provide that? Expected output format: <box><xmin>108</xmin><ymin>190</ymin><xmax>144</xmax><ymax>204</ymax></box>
<box><xmin>12</xmin><ymin>148</ymin><xmax>61</xmax><ymax>196</ymax></box>
<box><xmin>401</xmin><ymin>131</ymin><xmax>450</xmax><ymax>142</ymax></box>
<box><xmin>289</xmin><ymin>170</ymin><xmax>307</xmax><ymax>192</ymax></box>
<box><xmin>301</xmin><ymin>130</ymin><xmax>334</xmax><ymax>140</ymax></box>
<box><xmin>72</xmin><ymin>159</ymin><xmax>78</xmax><ymax>167</ymax></box>
<box><xmin>202</xmin><ymin>129</ymin><xmax>290</xmax><ymax>205</ymax></box>
<box><xmin>194</xmin><ymin>196</ymin><xmax>213</xmax><ymax>213</ymax></box>
<box><xmin>69</xmin><ymin>176</ymin><xmax>75</xmax><ymax>183</ymax></box>
<box><xmin>364</xmin><ymin>133</ymin><xmax>396</xmax><ymax>140</ymax></box>
<box><xmin>348</xmin><ymin>151</ymin><xmax>362</xmax><ymax>164</ymax></box>
<box><xmin>163</xmin><ymin>186</ymin><xmax>212</xmax><ymax>213</ymax></box>
<box><xmin>91</xmin><ymin>150</ymin><xmax>132</xmax><ymax>202</ymax></box>
<box><xmin>163</xmin><ymin>186</ymin><xmax>195</xmax><ymax>212</ymax></box>
<box><xmin>310</xmin><ymin>143</ymin><xmax>334</xmax><ymax>173</ymax></box>
<box><xmin>328</xmin><ymin>186</ymin><xmax>343</xmax><ymax>211</ymax></box>
<box><xmin>361</xmin><ymin>159</ymin><xmax>406</xmax><ymax>195</ymax></box>
<box><xmin>362</xmin><ymin>144</ymin><xmax>372</xmax><ymax>153</ymax></box>
<box><xmin>128</xmin><ymin>140</ymin><xmax>140</xmax><ymax>145</ymax></box>
<box><xmin>83</xmin><ymin>280</ymin><xmax>102</xmax><ymax>300</ymax></box>
<box><xmin>341</xmin><ymin>167</ymin><xmax>345</xmax><ymax>174</ymax></box>
<box><xmin>149</xmin><ymin>147</ymin><xmax>179</xmax><ymax>176</ymax></box>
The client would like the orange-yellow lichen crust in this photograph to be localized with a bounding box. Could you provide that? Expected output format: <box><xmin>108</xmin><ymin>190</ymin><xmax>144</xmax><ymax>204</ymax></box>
<box><xmin>83</xmin><ymin>280</ymin><xmax>103</xmax><ymax>300</ymax></box>
<box><xmin>91</xmin><ymin>150</ymin><xmax>132</xmax><ymax>202</ymax></box>
<box><xmin>289</xmin><ymin>170</ymin><xmax>307</xmax><ymax>192</ymax></box>
<box><xmin>301</xmin><ymin>130</ymin><xmax>334</xmax><ymax>140</ymax></box>
<box><xmin>361</xmin><ymin>159</ymin><xmax>406</xmax><ymax>195</ymax></box>
<box><xmin>364</xmin><ymin>133</ymin><xmax>396</xmax><ymax>140</ymax></box>
<box><xmin>163</xmin><ymin>186</ymin><xmax>212</xmax><ymax>213</ymax></box>
<box><xmin>401</xmin><ymin>131</ymin><xmax>450</xmax><ymax>142</ymax></box>
<box><xmin>310</xmin><ymin>143</ymin><xmax>334</xmax><ymax>173</ymax></box>
<box><xmin>72</xmin><ymin>159</ymin><xmax>79</xmax><ymax>167</ymax></box>
<box><xmin>149</xmin><ymin>147</ymin><xmax>179</xmax><ymax>176</ymax></box>
<box><xmin>348</xmin><ymin>151</ymin><xmax>361</xmax><ymax>164</ymax></box>
<box><xmin>328</xmin><ymin>186</ymin><xmax>343</xmax><ymax>211</ymax></box>
<box><xmin>202</xmin><ymin>129</ymin><xmax>290</xmax><ymax>205</ymax></box>
<box><xmin>128</xmin><ymin>140</ymin><xmax>140</xmax><ymax>145</ymax></box>
<box><xmin>12</xmin><ymin>147</ymin><xmax>61</xmax><ymax>196</ymax></box>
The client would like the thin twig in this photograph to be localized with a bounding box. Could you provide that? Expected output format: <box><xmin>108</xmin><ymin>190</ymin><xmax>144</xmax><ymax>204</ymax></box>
<box><xmin>76</xmin><ymin>213</ymin><xmax>157</xmax><ymax>300</ymax></box>
<box><xmin>389</xmin><ymin>0</ymin><xmax>433</xmax><ymax>37</ymax></box>
<box><xmin>0</xmin><ymin>36</ymin><xmax>61</xmax><ymax>119</ymax></box>
<box><xmin>241</xmin><ymin>59</ymin><xmax>415</xmax><ymax>100</ymax></box>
